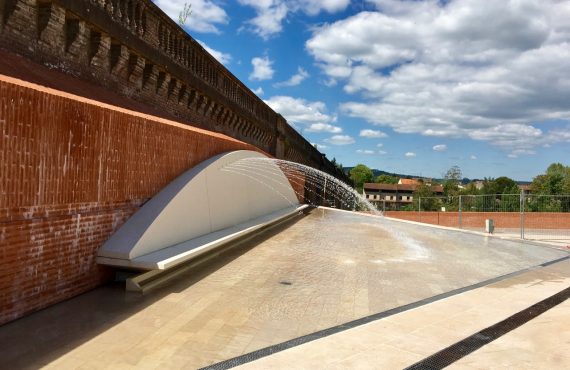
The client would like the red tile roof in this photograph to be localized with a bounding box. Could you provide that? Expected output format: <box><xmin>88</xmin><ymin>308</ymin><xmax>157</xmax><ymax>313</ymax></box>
<box><xmin>398</xmin><ymin>178</ymin><xmax>420</xmax><ymax>185</ymax></box>
<box><xmin>364</xmin><ymin>183</ymin><xmax>444</xmax><ymax>193</ymax></box>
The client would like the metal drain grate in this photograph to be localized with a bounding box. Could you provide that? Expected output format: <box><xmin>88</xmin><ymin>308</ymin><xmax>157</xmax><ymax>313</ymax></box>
<box><xmin>404</xmin><ymin>286</ymin><xmax>570</xmax><ymax>370</ymax></box>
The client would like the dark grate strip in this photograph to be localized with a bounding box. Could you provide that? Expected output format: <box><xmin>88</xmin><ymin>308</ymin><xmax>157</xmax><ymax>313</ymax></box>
<box><xmin>200</xmin><ymin>255</ymin><xmax>569</xmax><ymax>370</ymax></box>
<box><xmin>404</xmin><ymin>286</ymin><xmax>570</xmax><ymax>370</ymax></box>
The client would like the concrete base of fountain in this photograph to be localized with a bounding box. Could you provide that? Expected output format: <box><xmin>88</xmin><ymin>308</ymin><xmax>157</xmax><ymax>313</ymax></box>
<box><xmin>97</xmin><ymin>150</ymin><xmax>303</xmax><ymax>271</ymax></box>
<box><xmin>98</xmin><ymin>204</ymin><xmax>307</xmax><ymax>270</ymax></box>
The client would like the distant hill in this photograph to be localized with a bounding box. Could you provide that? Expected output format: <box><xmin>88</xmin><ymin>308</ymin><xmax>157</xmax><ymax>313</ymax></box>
<box><xmin>343</xmin><ymin>167</ymin><xmax>532</xmax><ymax>185</ymax></box>
<box><xmin>343</xmin><ymin>167</ymin><xmax>435</xmax><ymax>181</ymax></box>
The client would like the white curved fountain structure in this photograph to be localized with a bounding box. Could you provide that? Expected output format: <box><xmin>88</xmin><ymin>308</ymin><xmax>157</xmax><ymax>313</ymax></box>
<box><xmin>97</xmin><ymin>150</ymin><xmax>307</xmax><ymax>271</ymax></box>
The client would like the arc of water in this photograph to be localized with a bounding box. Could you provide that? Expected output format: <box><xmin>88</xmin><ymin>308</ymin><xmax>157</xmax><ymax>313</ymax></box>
<box><xmin>222</xmin><ymin>157</ymin><xmax>380</xmax><ymax>215</ymax></box>
<box><xmin>223</xmin><ymin>163</ymin><xmax>360</xmax><ymax>211</ymax></box>
<box><xmin>225</xmin><ymin>159</ymin><xmax>372</xmax><ymax>212</ymax></box>
<box><xmin>223</xmin><ymin>162</ymin><xmax>367</xmax><ymax>212</ymax></box>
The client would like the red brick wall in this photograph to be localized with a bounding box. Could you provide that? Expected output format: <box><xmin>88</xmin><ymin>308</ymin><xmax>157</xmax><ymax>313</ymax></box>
<box><xmin>0</xmin><ymin>0</ymin><xmax>349</xmax><ymax>183</ymax></box>
<box><xmin>0</xmin><ymin>74</ymin><xmax>262</xmax><ymax>325</ymax></box>
<box><xmin>385</xmin><ymin>211</ymin><xmax>570</xmax><ymax>230</ymax></box>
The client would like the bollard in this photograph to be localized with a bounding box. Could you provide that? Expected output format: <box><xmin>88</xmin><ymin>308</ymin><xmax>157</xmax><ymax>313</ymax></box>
<box><xmin>485</xmin><ymin>219</ymin><xmax>494</xmax><ymax>234</ymax></box>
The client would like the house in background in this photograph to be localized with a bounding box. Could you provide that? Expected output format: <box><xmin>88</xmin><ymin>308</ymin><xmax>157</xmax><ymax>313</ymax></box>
<box><xmin>518</xmin><ymin>184</ymin><xmax>533</xmax><ymax>195</ymax></box>
<box><xmin>363</xmin><ymin>181</ymin><xmax>444</xmax><ymax>210</ymax></box>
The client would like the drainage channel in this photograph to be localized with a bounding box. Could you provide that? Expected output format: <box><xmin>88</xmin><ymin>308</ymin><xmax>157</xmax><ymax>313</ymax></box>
<box><xmin>405</xmin><ymin>285</ymin><xmax>570</xmax><ymax>370</ymax></box>
<box><xmin>200</xmin><ymin>255</ymin><xmax>570</xmax><ymax>370</ymax></box>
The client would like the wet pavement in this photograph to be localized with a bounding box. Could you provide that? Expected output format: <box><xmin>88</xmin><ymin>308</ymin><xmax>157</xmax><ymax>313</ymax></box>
<box><xmin>0</xmin><ymin>208</ymin><xmax>567</xmax><ymax>369</ymax></box>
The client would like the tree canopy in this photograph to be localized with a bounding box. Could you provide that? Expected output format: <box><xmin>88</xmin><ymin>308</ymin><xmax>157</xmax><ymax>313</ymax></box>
<box><xmin>531</xmin><ymin>163</ymin><xmax>570</xmax><ymax>195</ymax></box>
<box><xmin>494</xmin><ymin>176</ymin><xmax>518</xmax><ymax>194</ymax></box>
<box><xmin>349</xmin><ymin>164</ymin><xmax>373</xmax><ymax>192</ymax></box>
<box><xmin>414</xmin><ymin>182</ymin><xmax>437</xmax><ymax>210</ymax></box>
<box><xmin>443</xmin><ymin>165</ymin><xmax>462</xmax><ymax>196</ymax></box>
<box><xmin>375</xmin><ymin>174</ymin><xmax>398</xmax><ymax>184</ymax></box>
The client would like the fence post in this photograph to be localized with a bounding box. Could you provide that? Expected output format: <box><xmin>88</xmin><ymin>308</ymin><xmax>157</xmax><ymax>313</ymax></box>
<box><xmin>520</xmin><ymin>191</ymin><xmax>525</xmax><ymax>239</ymax></box>
<box><xmin>419</xmin><ymin>197</ymin><xmax>422</xmax><ymax>223</ymax></box>
<box><xmin>459</xmin><ymin>195</ymin><xmax>462</xmax><ymax>229</ymax></box>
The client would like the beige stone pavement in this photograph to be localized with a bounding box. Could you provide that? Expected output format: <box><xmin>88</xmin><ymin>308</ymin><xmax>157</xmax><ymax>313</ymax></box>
<box><xmin>1</xmin><ymin>209</ymin><xmax>568</xmax><ymax>369</ymax></box>
<box><xmin>237</xmin><ymin>259</ymin><xmax>570</xmax><ymax>370</ymax></box>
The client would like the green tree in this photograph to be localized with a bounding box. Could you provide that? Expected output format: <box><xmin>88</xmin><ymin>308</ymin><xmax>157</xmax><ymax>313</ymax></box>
<box><xmin>414</xmin><ymin>182</ymin><xmax>437</xmax><ymax>211</ymax></box>
<box><xmin>443</xmin><ymin>165</ymin><xmax>462</xmax><ymax>196</ymax></box>
<box><xmin>460</xmin><ymin>182</ymin><xmax>480</xmax><ymax>195</ymax></box>
<box><xmin>494</xmin><ymin>176</ymin><xmax>517</xmax><ymax>194</ymax></box>
<box><xmin>481</xmin><ymin>177</ymin><xmax>498</xmax><ymax>195</ymax></box>
<box><xmin>375</xmin><ymin>174</ymin><xmax>398</xmax><ymax>184</ymax></box>
<box><xmin>531</xmin><ymin>163</ymin><xmax>570</xmax><ymax>195</ymax></box>
<box><xmin>330</xmin><ymin>157</ymin><xmax>343</xmax><ymax>171</ymax></box>
<box><xmin>349</xmin><ymin>164</ymin><xmax>373</xmax><ymax>192</ymax></box>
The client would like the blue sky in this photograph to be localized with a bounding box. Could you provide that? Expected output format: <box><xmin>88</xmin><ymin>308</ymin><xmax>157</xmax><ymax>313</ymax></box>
<box><xmin>154</xmin><ymin>0</ymin><xmax>570</xmax><ymax>181</ymax></box>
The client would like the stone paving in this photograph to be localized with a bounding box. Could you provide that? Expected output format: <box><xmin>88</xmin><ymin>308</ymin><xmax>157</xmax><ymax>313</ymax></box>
<box><xmin>0</xmin><ymin>208</ymin><xmax>567</xmax><ymax>369</ymax></box>
<box><xmin>238</xmin><ymin>259</ymin><xmax>570</xmax><ymax>370</ymax></box>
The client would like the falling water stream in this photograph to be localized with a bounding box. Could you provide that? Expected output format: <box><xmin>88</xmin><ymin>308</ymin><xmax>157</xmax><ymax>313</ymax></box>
<box><xmin>221</xmin><ymin>157</ymin><xmax>380</xmax><ymax>215</ymax></box>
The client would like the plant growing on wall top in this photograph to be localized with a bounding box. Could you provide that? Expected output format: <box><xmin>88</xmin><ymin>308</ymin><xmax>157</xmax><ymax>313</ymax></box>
<box><xmin>178</xmin><ymin>2</ymin><xmax>192</xmax><ymax>27</ymax></box>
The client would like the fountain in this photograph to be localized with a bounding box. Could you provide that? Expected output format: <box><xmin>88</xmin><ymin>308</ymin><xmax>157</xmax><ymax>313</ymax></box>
<box><xmin>96</xmin><ymin>150</ymin><xmax>379</xmax><ymax>291</ymax></box>
<box><xmin>221</xmin><ymin>157</ymin><xmax>380</xmax><ymax>215</ymax></box>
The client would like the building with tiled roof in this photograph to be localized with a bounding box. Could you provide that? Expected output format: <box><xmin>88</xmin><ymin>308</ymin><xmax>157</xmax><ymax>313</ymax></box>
<box><xmin>363</xmin><ymin>183</ymin><xmax>444</xmax><ymax>210</ymax></box>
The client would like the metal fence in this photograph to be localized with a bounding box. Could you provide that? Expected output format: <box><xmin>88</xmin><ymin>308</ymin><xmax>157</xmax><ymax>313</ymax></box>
<box><xmin>385</xmin><ymin>194</ymin><xmax>570</xmax><ymax>244</ymax></box>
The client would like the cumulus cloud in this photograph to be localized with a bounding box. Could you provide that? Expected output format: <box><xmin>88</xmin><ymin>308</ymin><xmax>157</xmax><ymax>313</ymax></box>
<box><xmin>197</xmin><ymin>40</ymin><xmax>231</xmax><ymax>65</ymax></box>
<box><xmin>433</xmin><ymin>144</ymin><xmax>447</xmax><ymax>152</ymax></box>
<box><xmin>305</xmin><ymin>123</ymin><xmax>342</xmax><ymax>133</ymax></box>
<box><xmin>155</xmin><ymin>0</ymin><xmax>229</xmax><ymax>34</ymax></box>
<box><xmin>325</xmin><ymin>135</ymin><xmax>355</xmax><ymax>145</ymax></box>
<box><xmin>356</xmin><ymin>149</ymin><xmax>375</xmax><ymax>154</ymax></box>
<box><xmin>405</xmin><ymin>152</ymin><xmax>416</xmax><ymax>157</ymax></box>
<box><xmin>378</xmin><ymin>150</ymin><xmax>387</xmax><ymax>155</ymax></box>
<box><xmin>311</xmin><ymin>142</ymin><xmax>329</xmax><ymax>149</ymax></box>
<box><xmin>238</xmin><ymin>0</ymin><xmax>350</xmax><ymax>39</ymax></box>
<box><xmin>252</xmin><ymin>87</ymin><xmax>264</xmax><ymax>96</ymax></box>
<box><xmin>306</xmin><ymin>0</ymin><xmax>570</xmax><ymax>153</ymax></box>
<box><xmin>470</xmin><ymin>155</ymin><xmax>477</xmax><ymax>160</ymax></box>
<box><xmin>250</xmin><ymin>56</ymin><xmax>275</xmax><ymax>81</ymax></box>
<box><xmin>264</xmin><ymin>96</ymin><xmax>341</xmax><ymax>133</ymax></box>
<box><xmin>274</xmin><ymin>67</ymin><xmax>310</xmax><ymax>87</ymax></box>
<box><xmin>377</xmin><ymin>143</ymin><xmax>384</xmax><ymax>148</ymax></box>
<box><xmin>360</xmin><ymin>129</ymin><xmax>388</xmax><ymax>138</ymax></box>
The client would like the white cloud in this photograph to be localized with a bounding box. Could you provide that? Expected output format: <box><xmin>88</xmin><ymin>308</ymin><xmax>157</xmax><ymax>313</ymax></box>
<box><xmin>311</xmin><ymin>142</ymin><xmax>329</xmax><ymax>149</ymax></box>
<box><xmin>252</xmin><ymin>87</ymin><xmax>264</xmax><ymax>96</ymax></box>
<box><xmin>197</xmin><ymin>40</ymin><xmax>231</xmax><ymax>65</ymax></box>
<box><xmin>325</xmin><ymin>135</ymin><xmax>355</xmax><ymax>145</ymax></box>
<box><xmin>433</xmin><ymin>144</ymin><xmax>447</xmax><ymax>152</ymax></box>
<box><xmin>510</xmin><ymin>149</ymin><xmax>536</xmax><ymax>157</ymax></box>
<box><xmin>360</xmin><ymin>129</ymin><xmax>388</xmax><ymax>138</ymax></box>
<box><xmin>264</xmin><ymin>96</ymin><xmax>340</xmax><ymax>133</ymax></box>
<box><xmin>306</xmin><ymin>0</ymin><xmax>570</xmax><ymax>153</ymax></box>
<box><xmin>155</xmin><ymin>0</ymin><xmax>229</xmax><ymax>34</ymax></box>
<box><xmin>250</xmin><ymin>56</ymin><xmax>275</xmax><ymax>81</ymax></box>
<box><xmin>470</xmin><ymin>155</ymin><xmax>477</xmax><ymax>160</ymax></box>
<box><xmin>377</xmin><ymin>143</ymin><xmax>384</xmax><ymax>148</ymax></box>
<box><xmin>305</xmin><ymin>123</ymin><xmax>342</xmax><ymax>133</ymax></box>
<box><xmin>405</xmin><ymin>152</ymin><xmax>416</xmax><ymax>157</ymax></box>
<box><xmin>356</xmin><ymin>149</ymin><xmax>375</xmax><ymax>154</ymax></box>
<box><xmin>322</xmin><ymin>78</ymin><xmax>338</xmax><ymax>87</ymax></box>
<box><xmin>378</xmin><ymin>150</ymin><xmax>387</xmax><ymax>155</ymax></box>
<box><xmin>238</xmin><ymin>0</ymin><xmax>350</xmax><ymax>39</ymax></box>
<box><xmin>274</xmin><ymin>67</ymin><xmax>310</xmax><ymax>87</ymax></box>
